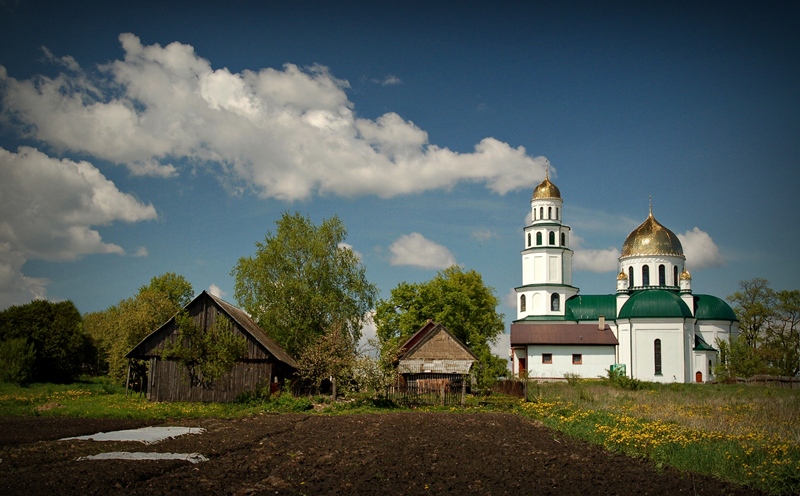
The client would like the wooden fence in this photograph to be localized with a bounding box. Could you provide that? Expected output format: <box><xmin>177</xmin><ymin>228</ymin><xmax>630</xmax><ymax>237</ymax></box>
<box><xmin>734</xmin><ymin>375</ymin><xmax>800</xmax><ymax>389</ymax></box>
<box><xmin>386</xmin><ymin>384</ymin><xmax>466</xmax><ymax>406</ymax></box>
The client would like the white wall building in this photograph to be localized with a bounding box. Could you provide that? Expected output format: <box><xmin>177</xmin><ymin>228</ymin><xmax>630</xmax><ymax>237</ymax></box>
<box><xmin>510</xmin><ymin>173</ymin><xmax>738</xmax><ymax>383</ymax></box>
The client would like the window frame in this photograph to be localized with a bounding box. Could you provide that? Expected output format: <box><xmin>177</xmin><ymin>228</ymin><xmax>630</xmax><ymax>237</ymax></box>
<box><xmin>572</xmin><ymin>354</ymin><xmax>582</xmax><ymax>365</ymax></box>
<box><xmin>542</xmin><ymin>353</ymin><xmax>553</xmax><ymax>364</ymax></box>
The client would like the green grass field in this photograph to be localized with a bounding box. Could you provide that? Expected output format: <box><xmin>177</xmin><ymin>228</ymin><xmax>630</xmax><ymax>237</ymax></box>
<box><xmin>2</xmin><ymin>378</ymin><xmax>798</xmax><ymax>494</ymax></box>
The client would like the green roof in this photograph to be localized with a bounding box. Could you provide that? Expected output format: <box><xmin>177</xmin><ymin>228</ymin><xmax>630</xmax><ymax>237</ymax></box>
<box><xmin>694</xmin><ymin>334</ymin><xmax>716</xmax><ymax>352</ymax></box>
<box><xmin>618</xmin><ymin>289</ymin><xmax>693</xmax><ymax>319</ymax></box>
<box><xmin>694</xmin><ymin>294</ymin><xmax>738</xmax><ymax>321</ymax></box>
<box><xmin>565</xmin><ymin>294</ymin><xmax>617</xmax><ymax>321</ymax></box>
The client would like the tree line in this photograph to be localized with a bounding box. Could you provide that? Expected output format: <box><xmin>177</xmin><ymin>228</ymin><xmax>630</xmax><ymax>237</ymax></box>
<box><xmin>0</xmin><ymin>212</ymin><xmax>509</xmax><ymax>392</ymax></box>
<box><xmin>718</xmin><ymin>278</ymin><xmax>799</xmax><ymax>378</ymax></box>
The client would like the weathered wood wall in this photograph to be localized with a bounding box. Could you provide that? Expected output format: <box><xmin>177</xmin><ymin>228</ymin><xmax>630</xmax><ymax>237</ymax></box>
<box><xmin>148</xmin><ymin>358</ymin><xmax>273</xmax><ymax>402</ymax></box>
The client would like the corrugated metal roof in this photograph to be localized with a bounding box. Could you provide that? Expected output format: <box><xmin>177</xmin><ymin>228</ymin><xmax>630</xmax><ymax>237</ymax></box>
<box><xmin>565</xmin><ymin>294</ymin><xmax>617</xmax><ymax>321</ymax></box>
<box><xmin>510</xmin><ymin>323</ymin><xmax>619</xmax><ymax>346</ymax></box>
<box><xmin>397</xmin><ymin>359</ymin><xmax>474</xmax><ymax>374</ymax></box>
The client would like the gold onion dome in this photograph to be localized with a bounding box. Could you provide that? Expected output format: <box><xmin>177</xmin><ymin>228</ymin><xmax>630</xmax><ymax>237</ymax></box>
<box><xmin>680</xmin><ymin>269</ymin><xmax>692</xmax><ymax>280</ymax></box>
<box><xmin>617</xmin><ymin>270</ymin><xmax>628</xmax><ymax>280</ymax></box>
<box><xmin>532</xmin><ymin>170</ymin><xmax>561</xmax><ymax>200</ymax></box>
<box><xmin>621</xmin><ymin>207</ymin><xmax>684</xmax><ymax>258</ymax></box>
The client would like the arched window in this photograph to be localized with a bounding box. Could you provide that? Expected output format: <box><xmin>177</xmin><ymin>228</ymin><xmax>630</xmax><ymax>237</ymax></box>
<box><xmin>560</xmin><ymin>232</ymin><xmax>566</xmax><ymax>246</ymax></box>
<box><xmin>556</xmin><ymin>207</ymin><xmax>559</xmax><ymax>220</ymax></box>
<box><xmin>548</xmin><ymin>206</ymin><xmax>552</xmax><ymax>219</ymax></box>
<box><xmin>629</xmin><ymin>267</ymin><xmax>635</xmax><ymax>287</ymax></box>
<box><xmin>658</xmin><ymin>265</ymin><xmax>666</xmax><ymax>286</ymax></box>
<box><xmin>551</xmin><ymin>293</ymin><xmax>560</xmax><ymax>311</ymax></box>
<box><xmin>642</xmin><ymin>265</ymin><xmax>650</xmax><ymax>286</ymax></box>
<box><xmin>536</xmin><ymin>232</ymin><xmax>542</xmax><ymax>245</ymax></box>
<box><xmin>527</xmin><ymin>233</ymin><xmax>531</xmax><ymax>247</ymax></box>
<box><xmin>533</xmin><ymin>209</ymin><xmax>536</xmax><ymax>221</ymax></box>
<box><xmin>520</xmin><ymin>294</ymin><xmax>526</xmax><ymax>312</ymax></box>
<box><xmin>654</xmin><ymin>339</ymin><xmax>662</xmax><ymax>375</ymax></box>
<box><xmin>539</xmin><ymin>207</ymin><xmax>543</xmax><ymax>219</ymax></box>
<box><xmin>673</xmin><ymin>266</ymin><xmax>678</xmax><ymax>286</ymax></box>
<box><xmin>548</xmin><ymin>231</ymin><xmax>555</xmax><ymax>245</ymax></box>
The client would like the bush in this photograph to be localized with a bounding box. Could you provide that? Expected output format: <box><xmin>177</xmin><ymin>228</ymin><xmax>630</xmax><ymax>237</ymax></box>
<box><xmin>0</xmin><ymin>338</ymin><xmax>35</xmax><ymax>383</ymax></box>
<box><xmin>606</xmin><ymin>367</ymin><xmax>646</xmax><ymax>391</ymax></box>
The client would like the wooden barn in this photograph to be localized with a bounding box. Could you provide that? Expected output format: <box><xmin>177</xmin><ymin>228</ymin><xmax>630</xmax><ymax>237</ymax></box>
<box><xmin>126</xmin><ymin>291</ymin><xmax>297</xmax><ymax>402</ymax></box>
<box><xmin>396</xmin><ymin>320</ymin><xmax>477</xmax><ymax>391</ymax></box>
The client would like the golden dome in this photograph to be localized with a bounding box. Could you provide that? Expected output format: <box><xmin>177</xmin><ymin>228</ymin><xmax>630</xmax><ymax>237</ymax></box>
<box><xmin>621</xmin><ymin>209</ymin><xmax>684</xmax><ymax>258</ymax></box>
<box><xmin>680</xmin><ymin>269</ymin><xmax>691</xmax><ymax>280</ymax></box>
<box><xmin>532</xmin><ymin>170</ymin><xmax>561</xmax><ymax>200</ymax></box>
<box><xmin>617</xmin><ymin>270</ymin><xmax>628</xmax><ymax>280</ymax></box>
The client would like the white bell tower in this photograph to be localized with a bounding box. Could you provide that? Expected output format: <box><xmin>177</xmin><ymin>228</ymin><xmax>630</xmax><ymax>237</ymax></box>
<box><xmin>516</xmin><ymin>168</ymin><xmax>579</xmax><ymax>319</ymax></box>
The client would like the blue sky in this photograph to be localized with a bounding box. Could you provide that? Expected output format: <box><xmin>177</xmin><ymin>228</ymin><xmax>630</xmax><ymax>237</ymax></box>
<box><xmin>0</xmin><ymin>1</ymin><xmax>798</xmax><ymax>353</ymax></box>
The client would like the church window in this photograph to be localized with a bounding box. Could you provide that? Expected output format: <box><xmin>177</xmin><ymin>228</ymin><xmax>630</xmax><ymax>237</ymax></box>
<box><xmin>658</xmin><ymin>265</ymin><xmax>666</xmax><ymax>286</ymax></box>
<box><xmin>527</xmin><ymin>233</ymin><xmax>531</xmax><ymax>247</ymax></box>
<box><xmin>520</xmin><ymin>295</ymin><xmax>526</xmax><ymax>312</ymax></box>
<box><xmin>548</xmin><ymin>206</ymin><xmax>552</xmax><ymax>219</ymax></box>
<box><xmin>572</xmin><ymin>354</ymin><xmax>582</xmax><ymax>365</ymax></box>
<box><xmin>533</xmin><ymin>209</ymin><xmax>536</xmax><ymax>221</ymax></box>
<box><xmin>540</xmin><ymin>207</ymin><xmax>544</xmax><ymax>219</ymax></box>
<box><xmin>536</xmin><ymin>232</ymin><xmax>542</xmax><ymax>245</ymax></box>
<box><xmin>551</xmin><ymin>293</ymin><xmax>560</xmax><ymax>311</ymax></box>
<box><xmin>628</xmin><ymin>267</ymin><xmax>635</xmax><ymax>287</ymax></box>
<box><xmin>556</xmin><ymin>207</ymin><xmax>559</xmax><ymax>220</ymax></box>
<box><xmin>673</xmin><ymin>266</ymin><xmax>678</xmax><ymax>286</ymax></box>
<box><xmin>642</xmin><ymin>265</ymin><xmax>650</xmax><ymax>286</ymax></box>
<box><xmin>561</xmin><ymin>232</ymin><xmax>566</xmax><ymax>246</ymax></box>
<box><xmin>549</xmin><ymin>231</ymin><xmax>555</xmax><ymax>245</ymax></box>
<box><xmin>654</xmin><ymin>339</ymin><xmax>662</xmax><ymax>375</ymax></box>
<box><xmin>542</xmin><ymin>353</ymin><xmax>552</xmax><ymax>364</ymax></box>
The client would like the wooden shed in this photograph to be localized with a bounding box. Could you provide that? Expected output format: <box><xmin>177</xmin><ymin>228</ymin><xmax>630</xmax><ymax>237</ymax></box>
<box><xmin>126</xmin><ymin>291</ymin><xmax>297</xmax><ymax>402</ymax></box>
<box><xmin>396</xmin><ymin>321</ymin><xmax>478</xmax><ymax>391</ymax></box>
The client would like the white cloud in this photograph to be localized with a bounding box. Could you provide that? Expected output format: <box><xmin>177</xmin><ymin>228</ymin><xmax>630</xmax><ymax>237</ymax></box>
<box><xmin>389</xmin><ymin>233</ymin><xmax>456</xmax><ymax>269</ymax></box>
<box><xmin>372</xmin><ymin>75</ymin><xmax>402</xmax><ymax>86</ymax></box>
<box><xmin>132</xmin><ymin>246</ymin><xmax>149</xmax><ymax>257</ymax></box>
<box><xmin>678</xmin><ymin>227</ymin><xmax>723</xmax><ymax>269</ymax></box>
<box><xmin>471</xmin><ymin>229</ymin><xmax>497</xmax><ymax>241</ymax></box>
<box><xmin>208</xmin><ymin>283</ymin><xmax>224</xmax><ymax>298</ymax></box>
<box><xmin>0</xmin><ymin>34</ymin><xmax>547</xmax><ymax>200</ymax></box>
<box><xmin>504</xmin><ymin>287</ymin><xmax>518</xmax><ymax>308</ymax></box>
<box><xmin>357</xmin><ymin>310</ymin><xmax>378</xmax><ymax>354</ymax></box>
<box><xmin>0</xmin><ymin>146</ymin><xmax>157</xmax><ymax>308</ymax></box>
<box><xmin>573</xmin><ymin>248</ymin><xmax>620</xmax><ymax>273</ymax></box>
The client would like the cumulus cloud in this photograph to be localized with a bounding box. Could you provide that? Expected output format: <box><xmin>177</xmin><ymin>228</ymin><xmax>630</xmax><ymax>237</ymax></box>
<box><xmin>208</xmin><ymin>284</ymin><xmax>224</xmax><ymax>298</ymax></box>
<box><xmin>504</xmin><ymin>287</ymin><xmax>518</xmax><ymax>308</ymax></box>
<box><xmin>389</xmin><ymin>233</ymin><xmax>456</xmax><ymax>269</ymax></box>
<box><xmin>678</xmin><ymin>227</ymin><xmax>723</xmax><ymax>269</ymax></box>
<box><xmin>132</xmin><ymin>246</ymin><xmax>149</xmax><ymax>257</ymax></box>
<box><xmin>573</xmin><ymin>248</ymin><xmax>620</xmax><ymax>273</ymax></box>
<box><xmin>0</xmin><ymin>34</ymin><xmax>547</xmax><ymax>200</ymax></box>
<box><xmin>338</xmin><ymin>242</ymin><xmax>363</xmax><ymax>261</ymax></box>
<box><xmin>0</xmin><ymin>146</ymin><xmax>157</xmax><ymax>308</ymax></box>
<box><xmin>357</xmin><ymin>310</ymin><xmax>378</xmax><ymax>354</ymax></box>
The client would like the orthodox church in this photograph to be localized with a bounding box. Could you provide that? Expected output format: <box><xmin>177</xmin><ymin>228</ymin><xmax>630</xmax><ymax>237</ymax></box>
<box><xmin>509</xmin><ymin>173</ymin><xmax>738</xmax><ymax>383</ymax></box>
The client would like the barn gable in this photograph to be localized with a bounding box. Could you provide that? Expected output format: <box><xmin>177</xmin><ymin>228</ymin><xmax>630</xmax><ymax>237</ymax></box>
<box><xmin>397</xmin><ymin>321</ymin><xmax>477</xmax><ymax>375</ymax></box>
<box><xmin>126</xmin><ymin>291</ymin><xmax>296</xmax><ymax>402</ymax></box>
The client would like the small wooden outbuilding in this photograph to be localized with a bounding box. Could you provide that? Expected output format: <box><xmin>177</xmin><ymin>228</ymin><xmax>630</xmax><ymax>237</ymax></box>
<box><xmin>396</xmin><ymin>321</ymin><xmax>477</xmax><ymax>391</ymax></box>
<box><xmin>126</xmin><ymin>291</ymin><xmax>297</xmax><ymax>402</ymax></box>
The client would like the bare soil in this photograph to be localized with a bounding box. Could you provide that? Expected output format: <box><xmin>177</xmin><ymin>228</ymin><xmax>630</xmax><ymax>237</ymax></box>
<box><xmin>0</xmin><ymin>413</ymin><xmax>760</xmax><ymax>495</ymax></box>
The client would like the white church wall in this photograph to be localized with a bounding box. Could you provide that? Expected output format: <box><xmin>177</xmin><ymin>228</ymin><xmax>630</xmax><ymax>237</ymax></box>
<box><xmin>631</xmin><ymin>322</ymin><xmax>685</xmax><ymax>383</ymax></box>
<box><xmin>525</xmin><ymin>345</ymin><xmax>615</xmax><ymax>380</ymax></box>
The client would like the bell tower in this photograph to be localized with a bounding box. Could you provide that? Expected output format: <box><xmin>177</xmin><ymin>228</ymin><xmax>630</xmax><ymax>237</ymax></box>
<box><xmin>516</xmin><ymin>167</ymin><xmax>578</xmax><ymax>319</ymax></box>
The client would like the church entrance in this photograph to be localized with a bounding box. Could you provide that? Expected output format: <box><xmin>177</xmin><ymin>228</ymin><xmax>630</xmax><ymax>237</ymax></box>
<box><xmin>695</xmin><ymin>371</ymin><xmax>703</xmax><ymax>383</ymax></box>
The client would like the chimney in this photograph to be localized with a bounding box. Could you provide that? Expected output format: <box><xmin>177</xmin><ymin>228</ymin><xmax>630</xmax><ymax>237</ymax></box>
<box><xmin>598</xmin><ymin>315</ymin><xmax>605</xmax><ymax>330</ymax></box>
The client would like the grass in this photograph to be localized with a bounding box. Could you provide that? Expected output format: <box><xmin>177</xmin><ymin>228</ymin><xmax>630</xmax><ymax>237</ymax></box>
<box><xmin>1</xmin><ymin>378</ymin><xmax>799</xmax><ymax>494</ymax></box>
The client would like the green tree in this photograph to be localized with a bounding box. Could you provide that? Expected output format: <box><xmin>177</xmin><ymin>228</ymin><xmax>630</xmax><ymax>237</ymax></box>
<box><xmin>84</xmin><ymin>273</ymin><xmax>194</xmax><ymax>383</ymax></box>
<box><xmin>161</xmin><ymin>311</ymin><xmax>247</xmax><ymax>388</ymax></box>
<box><xmin>0</xmin><ymin>300</ymin><xmax>91</xmax><ymax>382</ymax></box>
<box><xmin>296</xmin><ymin>322</ymin><xmax>356</xmax><ymax>399</ymax></box>
<box><xmin>232</xmin><ymin>212</ymin><xmax>378</xmax><ymax>357</ymax></box>
<box><xmin>766</xmin><ymin>290</ymin><xmax>800</xmax><ymax>376</ymax></box>
<box><xmin>727</xmin><ymin>278</ymin><xmax>775</xmax><ymax>348</ymax></box>
<box><xmin>374</xmin><ymin>266</ymin><xmax>508</xmax><ymax>389</ymax></box>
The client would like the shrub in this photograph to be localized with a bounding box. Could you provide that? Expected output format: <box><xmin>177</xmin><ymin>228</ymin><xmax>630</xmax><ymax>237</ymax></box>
<box><xmin>0</xmin><ymin>338</ymin><xmax>35</xmax><ymax>383</ymax></box>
